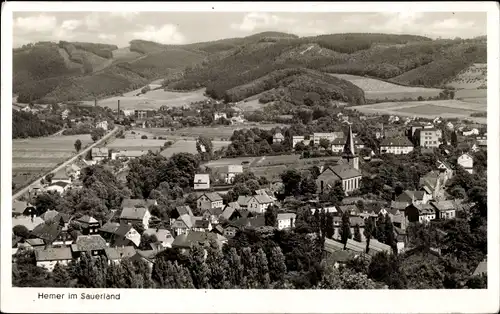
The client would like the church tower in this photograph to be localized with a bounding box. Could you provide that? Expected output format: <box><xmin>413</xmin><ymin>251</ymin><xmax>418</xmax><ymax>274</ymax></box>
<box><xmin>342</xmin><ymin>124</ymin><xmax>359</xmax><ymax>170</ymax></box>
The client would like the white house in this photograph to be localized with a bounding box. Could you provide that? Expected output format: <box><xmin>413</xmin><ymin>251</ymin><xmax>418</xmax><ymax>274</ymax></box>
<box><xmin>224</xmin><ymin>165</ymin><xmax>243</xmax><ymax>184</ymax></box>
<box><xmin>61</xmin><ymin>109</ymin><xmax>70</xmax><ymax>120</ymax></box>
<box><xmin>446</xmin><ymin>122</ymin><xmax>454</xmax><ymax>130</ymax></box>
<box><xmin>96</xmin><ymin>120</ymin><xmax>108</xmax><ymax>131</ymax></box>
<box><xmin>273</xmin><ymin>132</ymin><xmax>285</xmax><ymax>143</ymax></box>
<box><xmin>457</xmin><ymin>153</ymin><xmax>474</xmax><ymax>174</ymax></box>
<box><xmin>193</xmin><ymin>174</ymin><xmax>210</xmax><ymax>190</ymax></box>
<box><xmin>35</xmin><ymin>247</ymin><xmax>73</xmax><ymax>272</ymax></box>
<box><xmin>197</xmin><ymin>192</ymin><xmax>224</xmax><ymax>210</ymax></box>
<box><xmin>463</xmin><ymin>128</ymin><xmax>479</xmax><ymax>137</ymax></box>
<box><xmin>277</xmin><ymin>213</ymin><xmax>296</xmax><ymax>230</ymax></box>
<box><xmin>380</xmin><ymin>137</ymin><xmax>414</xmax><ymax>155</ymax></box>
<box><xmin>247</xmin><ymin>194</ymin><xmax>274</xmax><ymax>214</ymax></box>
<box><xmin>45</xmin><ymin>181</ymin><xmax>71</xmax><ymax>194</ymax></box>
<box><xmin>120</xmin><ymin>199</ymin><xmax>156</xmax><ymax>230</ymax></box>
<box><xmin>214</xmin><ymin>112</ymin><xmax>227</xmax><ymax>120</ymax></box>
<box><xmin>292</xmin><ymin>136</ymin><xmax>305</xmax><ymax>148</ymax></box>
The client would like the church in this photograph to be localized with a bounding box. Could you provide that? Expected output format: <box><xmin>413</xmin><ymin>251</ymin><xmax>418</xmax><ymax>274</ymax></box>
<box><xmin>316</xmin><ymin>125</ymin><xmax>363</xmax><ymax>194</ymax></box>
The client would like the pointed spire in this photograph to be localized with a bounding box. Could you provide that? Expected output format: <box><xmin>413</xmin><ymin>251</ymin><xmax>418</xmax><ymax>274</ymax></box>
<box><xmin>342</xmin><ymin>124</ymin><xmax>356</xmax><ymax>159</ymax></box>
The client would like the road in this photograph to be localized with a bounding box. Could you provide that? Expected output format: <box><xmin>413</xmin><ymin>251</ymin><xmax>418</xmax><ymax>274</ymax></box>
<box><xmin>12</xmin><ymin>126</ymin><xmax>122</xmax><ymax>200</ymax></box>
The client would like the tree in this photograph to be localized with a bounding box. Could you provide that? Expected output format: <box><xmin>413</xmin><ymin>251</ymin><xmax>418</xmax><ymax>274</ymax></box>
<box><xmin>451</xmin><ymin>131</ymin><xmax>458</xmax><ymax>148</ymax></box>
<box><xmin>45</xmin><ymin>173</ymin><xmax>54</xmax><ymax>184</ymax></box>
<box><xmin>13</xmin><ymin>225</ymin><xmax>30</xmax><ymax>238</ymax></box>
<box><xmin>188</xmin><ymin>245</ymin><xmax>211</xmax><ymax>289</ymax></box>
<box><xmin>280</xmin><ymin>169</ymin><xmax>302</xmax><ymax>196</ymax></box>
<box><xmin>91</xmin><ymin>128</ymin><xmax>105</xmax><ymax>142</ymax></box>
<box><xmin>255</xmin><ymin>248</ymin><xmax>271</xmax><ymax>288</ymax></box>
<box><xmin>319</xmin><ymin>138</ymin><xmax>331</xmax><ymax>150</ymax></box>
<box><xmin>264</xmin><ymin>205</ymin><xmax>278</xmax><ymax>227</ymax></box>
<box><xmin>268</xmin><ymin>246</ymin><xmax>287</xmax><ymax>283</ymax></box>
<box><xmin>339</xmin><ymin>211</ymin><xmax>352</xmax><ymax>246</ymax></box>
<box><xmin>225</xmin><ymin>247</ymin><xmax>244</xmax><ymax>287</ymax></box>
<box><xmin>318</xmin><ymin>265</ymin><xmax>378</xmax><ymax>289</ymax></box>
<box><xmin>141</xmin><ymin>135</ymin><xmax>148</xmax><ymax>139</ymax></box>
<box><xmin>300</xmin><ymin>175</ymin><xmax>317</xmax><ymax>196</ymax></box>
<box><xmin>74</xmin><ymin>139</ymin><xmax>82</xmax><ymax>153</ymax></box>
<box><xmin>364</xmin><ymin>217</ymin><xmax>376</xmax><ymax>253</ymax></box>
<box><xmin>325</xmin><ymin>213</ymin><xmax>335</xmax><ymax>239</ymax></box>
<box><xmin>353</xmin><ymin>224</ymin><xmax>362</xmax><ymax>242</ymax></box>
<box><xmin>196</xmin><ymin>136</ymin><xmax>213</xmax><ymax>161</ymax></box>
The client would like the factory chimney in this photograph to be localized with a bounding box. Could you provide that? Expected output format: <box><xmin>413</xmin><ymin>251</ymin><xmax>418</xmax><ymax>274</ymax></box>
<box><xmin>117</xmin><ymin>100</ymin><xmax>121</xmax><ymax>119</ymax></box>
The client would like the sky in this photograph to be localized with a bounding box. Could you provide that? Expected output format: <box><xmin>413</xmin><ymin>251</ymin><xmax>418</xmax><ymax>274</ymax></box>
<box><xmin>12</xmin><ymin>11</ymin><xmax>487</xmax><ymax>48</ymax></box>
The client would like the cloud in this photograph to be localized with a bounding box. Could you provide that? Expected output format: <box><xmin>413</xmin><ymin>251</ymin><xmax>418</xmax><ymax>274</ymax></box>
<box><xmin>15</xmin><ymin>14</ymin><xmax>56</xmax><ymax>33</ymax></box>
<box><xmin>231</xmin><ymin>12</ymin><xmax>296</xmax><ymax>32</ymax></box>
<box><xmin>110</xmin><ymin>12</ymin><xmax>139</xmax><ymax>20</ymax></box>
<box><xmin>61</xmin><ymin>19</ymin><xmax>83</xmax><ymax>31</ymax></box>
<box><xmin>84</xmin><ymin>13</ymin><xmax>101</xmax><ymax>30</ymax></box>
<box><xmin>98</xmin><ymin>33</ymin><xmax>117</xmax><ymax>41</ymax></box>
<box><xmin>131</xmin><ymin>24</ymin><xmax>186</xmax><ymax>44</ymax></box>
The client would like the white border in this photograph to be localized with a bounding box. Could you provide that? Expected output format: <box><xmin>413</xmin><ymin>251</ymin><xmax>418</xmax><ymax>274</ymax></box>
<box><xmin>1</xmin><ymin>2</ymin><xmax>499</xmax><ymax>313</ymax></box>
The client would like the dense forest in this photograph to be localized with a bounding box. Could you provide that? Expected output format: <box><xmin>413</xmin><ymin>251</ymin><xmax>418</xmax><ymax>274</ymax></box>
<box><xmin>12</xmin><ymin>110</ymin><xmax>62</xmax><ymax>139</ymax></box>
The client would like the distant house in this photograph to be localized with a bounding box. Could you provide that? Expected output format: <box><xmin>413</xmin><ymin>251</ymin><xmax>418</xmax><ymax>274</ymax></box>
<box><xmin>380</xmin><ymin>137</ymin><xmax>414</xmax><ymax>155</ymax></box>
<box><xmin>214</xmin><ymin>112</ymin><xmax>227</xmax><ymax>120</ymax></box>
<box><xmin>201</xmin><ymin>207</ymin><xmax>224</xmax><ymax>225</ymax></box>
<box><xmin>35</xmin><ymin>247</ymin><xmax>73</xmax><ymax>272</ymax></box>
<box><xmin>224</xmin><ymin>165</ymin><xmax>244</xmax><ymax>184</ymax></box>
<box><xmin>31</xmin><ymin>222</ymin><xmax>62</xmax><ymax>245</ymax></box>
<box><xmin>197</xmin><ymin>192</ymin><xmax>223</xmax><ymax>210</ymax></box>
<box><xmin>111</xmin><ymin>223</ymin><xmax>141</xmax><ymax>247</ymax></box>
<box><xmin>395</xmin><ymin>190</ymin><xmax>431</xmax><ymax>205</ymax></box>
<box><xmin>331</xmin><ymin>137</ymin><xmax>364</xmax><ymax>153</ymax></box>
<box><xmin>365</xmin><ymin>239</ymin><xmax>392</xmax><ymax>256</ymax></box>
<box><xmin>12</xmin><ymin>200</ymin><xmax>37</xmax><ymax>217</ymax></box>
<box><xmin>45</xmin><ymin>181</ymin><xmax>71</xmax><ymax>194</ymax></box>
<box><xmin>316</xmin><ymin>165</ymin><xmax>362</xmax><ymax>194</ymax></box>
<box><xmin>192</xmin><ymin>219</ymin><xmax>213</xmax><ymax>233</ymax></box>
<box><xmin>91</xmin><ymin>147</ymin><xmax>109</xmax><ymax>161</ymax></box>
<box><xmin>277</xmin><ymin>213</ymin><xmax>296</xmax><ymax>230</ymax></box>
<box><xmin>170</xmin><ymin>206</ymin><xmax>194</xmax><ymax>223</ymax></box>
<box><xmin>292</xmin><ymin>136</ymin><xmax>306</xmax><ymax>148</ymax></box>
<box><xmin>415</xmin><ymin>128</ymin><xmax>441</xmax><ymax>148</ymax></box>
<box><xmin>457</xmin><ymin>153</ymin><xmax>474</xmax><ymax>174</ymax></box>
<box><xmin>12</xmin><ymin>215</ymin><xmax>44</xmax><ymax>232</ymax></box>
<box><xmin>71</xmin><ymin>235</ymin><xmax>108</xmax><ymax>258</ymax></box>
<box><xmin>99</xmin><ymin>222</ymin><xmax>120</xmax><ymax>242</ymax></box>
<box><xmin>113</xmin><ymin>149</ymin><xmax>150</xmax><ymax>159</ymax></box>
<box><xmin>430</xmin><ymin>200</ymin><xmax>457</xmax><ymax>220</ymax></box>
<box><xmin>96</xmin><ymin>120</ymin><xmax>108</xmax><ymax>131</ymax></box>
<box><xmin>120</xmin><ymin>199</ymin><xmax>155</xmax><ymax>229</ymax></box>
<box><xmin>172</xmin><ymin>231</ymin><xmax>227</xmax><ymax>252</ymax></box>
<box><xmin>462</xmin><ymin>128</ymin><xmax>479</xmax><ymax>137</ymax></box>
<box><xmin>76</xmin><ymin>215</ymin><xmax>100</xmax><ymax>235</ymax></box>
<box><xmin>437</xmin><ymin>160</ymin><xmax>454</xmax><ymax>182</ymax></box>
<box><xmin>247</xmin><ymin>194</ymin><xmax>274</xmax><ymax>214</ymax></box>
<box><xmin>339</xmin><ymin>204</ymin><xmax>361</xmax><ymax>216</ymax></box>
<box><xmin>221</xmin><ymin>203</ymin><xmax>247</xmax><ymax>221</ymax></box>
<box><xmin>52</xmin><ymin>168</ymin><xmax>72</xmax><ymax>184</ymax></box>
<box><xmin>419</xmin><ymin>171</ymin><xmax>446</xmax><ymax>201</ymax></box>
<box><xmin>273</xmin><ymin>132</ymin><xmax>284</xmax><ymax>143</ymax></box>
<box><xmin>104</xmin><ymin>246</ymin><xmax>136</xmax><ymax>265</ymax></box>
<box><xmin>61</xmin><ymin>109</ymin><xmax>70</xmax><ymax>120</ymax></box>
<box><xmin>143</xmin><ymin>228</ymin><xmax>174</xmax><ymax>249</ymax></box>
<box><xmin>193</xmin><ymin>174</ymin><xmax>210</xmax><ymax>190</ymax></box>
<box><xmin>405</xmin><ymin>203</ymin><xmax>436</xmax><ymax>223</ymax></box>
<box><xmin>172</xmin><ymin>214</ymin><xmax>194</xmax><ymax>236</ymax></box>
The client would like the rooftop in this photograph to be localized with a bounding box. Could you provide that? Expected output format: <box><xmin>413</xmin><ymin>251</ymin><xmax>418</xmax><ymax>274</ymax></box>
<box><xmin>72</xmin><ymin>235</ymin><xmax>107</xmax><ymax>252</ymax></box>
<box><xmin>120</xmin><ymin>207</ymin><xmax>150</xmax><ymax>220</ymax></box>
<box><xmin>35</xmin><ymin>247</ymin><xmax>72</xmax><ymax>262</ymax></box>
<box><xmin>121</xmin><ymin>199</ymin><xmax>157</xmax><ymax>209</ymax></box>
<box><xmin>277</xmin><ymin>213</ymin><xmax>296</xmax><ymax>220</ymax></box>
<box><xmin>104</xmin><ymin>246</ymin><xmax>136</xmax><ymax>260</ymax></box>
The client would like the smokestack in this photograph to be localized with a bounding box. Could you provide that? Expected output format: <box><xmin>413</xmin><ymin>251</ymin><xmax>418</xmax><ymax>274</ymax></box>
<box><xmin>94</xmin><ymin>98</ymin><xmax>97</xmax><ymax>107</ymax></box>
<box><xmin>117</xmin><ymin>100</ymin><xmax>120</xmax><ymax>119</ymax></box>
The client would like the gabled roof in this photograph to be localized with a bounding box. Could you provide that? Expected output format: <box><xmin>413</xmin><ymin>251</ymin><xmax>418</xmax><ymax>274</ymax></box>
<box><xmin>174</xmin><ymin>214</ymin><xmax>194</xmax><ymax>229</ymax></box>
<box><xmin>175</xmin><ymin>205</ymin><xmax>194</xmax><ymax>217</ymax></box>
<box><xmin>12</xmin><ymin>200</ymin><xmax>33</xmax><ymax>215</ymax></box>
<box><xmin>323</xmin><ymin>238</ymin><xmax>345</xmax><ymax>253</ymax></box>
<box><xmin>277</xmin><ymin>213</ymin><xmax>296</xmax><ymax>220</ymax></box>
<box><xmin>205</xmin><ymin>207</ymin><xmax>224</xmax><ymax>216</ymax></box>
<box><xmin>76</xmin><ymin>215</ymin><xmax>99</xmax><ymax>224</ymax></box>
<box><xmin>144</xmin><ymin>228</ymin><xmax>173</xmax><ymax>244</ymax></box>
<box><xmin>35</xmin><ymin>247</ymin><xmax>72</xmax><ymax>262</ymax></box>
<box><xmin>324</xmin><ymin>164</ymin><xmax>362</xmax><ymax>180</ymax></box>
<box><xmin>390</xmin><ymin>201</ymin><xmax>409</xmax><ymax>210</ymax></box>
<box><xmin>201</xmin><ymin>192</ymin><xmax>223</xmax><ymax>202</ymax></box>
<box><xmin>31</xmin><ymin>223</ymin><xmax>62</xmax><ymax>242</ymax></box>
<box><xmin>273</xmin><ymin>132</ymin><xmax>284</xmax><ymax>138</ymax></box>
<box><xmin>120</xmin><ymin>207</ymin><xmax>150</xmax><ymax>220</ymax></box>
<box><xmin>349</xmin><ymin>216</ymin><xmax>365</xmax><ymax>227</ymax></box>
<box><xmin>367</xmin><ymin>239</ymin><xmax>392</xmax><ymax>255</ymax></box>
<box><xmin>431</xmin><ymin>200</ymin><xmax>456</xmax><ymax>212</ymax></box>
<box><xmin>194</xmin><ymin>174</ymin><xmax>210</xmax><ymax>183</ymax></box>
<box><xmin>251</xmin><ymin>194</ymin><xmax>273</xmax><ymax>204</ymax></box>
<box><xmin>172</xmin><ymin>231</ymin><xmax>225</xmax><ymax>249</ymax></box>
<box><xmin>345</xmin><ymin>239</ymin><xmax>365</xmax><ymax>253</ymax></box>
<box><xmin>472</xmin><ymin>258</ymin><xmax>487</xmax><ymax>276</ymax></box>
<box><xmin>380</xmin><ymin>137</ymin><xmax>413</xmax><ymax>147</ymax></box>
<box><xmin>194</xmin><ymin>219</ymin><xmax>211</xmax><ymax>228</ymax></box>
<box><xmin>237</xmin><ymin>195</ymin><xmax>252</xmax><ymax>207</ymax></box>
<box><xmin>339</xmin><ymin>204</ymin><xmax>360</xmax><ymax>214</ymax></box>
<box><xmin>121</xmin><ymin>198</ymin><xmax>156</xmax><ymax>209</ymax></box>
<box><xmin>72</xmin><ymin>235</ymin><xmax>107</xmax><ymax>252</ymax></box>
<box><xmin>99</xmin><ymin>222</ymin><xmax>120</xmax><ymax>234</ymax></box>
<box><xmin>114</xmin><ymin>223</ymin><xmax>133</xmax><ymax>237</ymax></box>
<box><xmin>104</xmin><ymin>246</ymin><xmax>136</xmax><ymax>260</ymax></box>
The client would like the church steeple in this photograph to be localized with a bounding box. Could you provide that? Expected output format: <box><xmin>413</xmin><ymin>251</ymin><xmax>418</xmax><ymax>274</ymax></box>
<box><xmin>342</xmin><ymin>124</ymin><xmax>359</xmax><ymax>170</ymax></box>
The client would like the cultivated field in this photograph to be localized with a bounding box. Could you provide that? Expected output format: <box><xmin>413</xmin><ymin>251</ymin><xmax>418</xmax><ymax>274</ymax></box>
<box><xmin>329</xmin><ymin>74</ymin><xmax>443</xmax><ymax>100</ymax></box>
<box><xmin>83</xmin><ymin>88</ymin><xmax>208</xmax><ymax>110</ymax></box>
<box><xmin>12</xmin><ymin>134</ymin><xmax>93</xmax><ymax>187</ymax></box>
<box><xmin>106</xmin><ymin>138</ymin><xmax>167</xmax><ymax>149</ymax></box>
<box><xmin>160</xmin><ymin>140</ymin><xmax>230</xmax><ymax>158</ymax></box>
<box><xmin>445</xmin><ymin>63</ymin><xmax>487</xmax><ymax>90</ymax></box>
<box><xmin>350</xmin><ymin>99</ymin><xmax>487</xmax><ymax>124</ymax></box>
<box><xmin>144</xmin><ymin>123</ymin><xmax>289</xmax><ymax>140</ymax></box>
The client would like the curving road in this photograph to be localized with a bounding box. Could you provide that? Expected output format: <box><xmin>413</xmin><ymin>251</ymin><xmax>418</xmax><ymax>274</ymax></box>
<box><xmin>12</xmin><ymin>126</ymin><xmax>122</xmax><ymax>200</ymax></box>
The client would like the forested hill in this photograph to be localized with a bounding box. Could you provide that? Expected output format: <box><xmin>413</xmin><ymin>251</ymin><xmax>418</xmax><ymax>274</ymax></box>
<box><xmin>12</xmin><ymin>109</ymin><xmax>62</xmax><ymax>139</ymax></box>
<box><xmin>13</xmin><ymin>33</ymin><xmax>486</xmax><ymax>105</ymax></box>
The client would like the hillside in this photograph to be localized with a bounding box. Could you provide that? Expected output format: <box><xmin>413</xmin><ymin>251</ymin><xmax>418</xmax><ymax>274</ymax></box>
<box><xmin>444</xmin><ymin>63</ymin><xmax>487</xmax><ymax>89</ymax></box>
<box><xmin>13</xmin><ymin>33</ymin><xmax>487</xmax><ymax>105</ymax></box>
<box><xmin>12</xmin><ymin>109</ymin><xmax>62</xmax><ymax>139</ymax></box>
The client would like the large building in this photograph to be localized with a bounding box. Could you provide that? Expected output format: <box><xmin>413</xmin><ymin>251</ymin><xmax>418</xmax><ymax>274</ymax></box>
<box><xmin>380</xmin><ymin>137</ymin><xmax>414</xmax><ymax>155</ymax></box>
<box><xmin>317</xmin><ymin>125</ymin><xmax>362</xmax><ymax>194</ymax></box>
<box><xmin>415</xmin><ymin>127</ymin><xmax>442</xmax><ymax>148</ymax></box>
<box><xmin>312</xmin><ymin>132</ymin><xmax>343</xmax><ymax>146</ymax></box>
<box><xmin>457</xmin><ymin>153</ymin><xmax>474</xmax><ymax>174</ymax></box>
<box><xmin>134</xmin><ymin>109</ymin><xmax>155</xmax><ymax>120</ymax></box>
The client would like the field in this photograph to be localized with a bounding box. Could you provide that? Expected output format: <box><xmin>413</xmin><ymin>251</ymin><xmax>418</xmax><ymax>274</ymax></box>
<box><xmin>12</xmin><ymin>134</ymin><xmax>93</xmax><ymax>187</ymax></box>
<box><xmin>445</xmin><ymin>63</ymin><xmax>487</xmax><ymax>89</ymax></box>
<box><xmin>160</xmin><ymin>140</ymin><xmax>230</xmax><ymax>158</ymax></box>
<box><xmin>350</xmin><ymin>100</ymin><xmax>487</xmax><ymax>124</ymax></box>
<box><xmin>329</xmin><ymin>74</ymin><xmax>443</xmax><ymax>100</ymax></box>
<box><xmin>82</xmin><ymin>88</ymin><xmax>208</xmax><ymax>110</ymax></box>
<box><xmin>106</xmin><ymin>138</ymin><xmax>167</xmax><ymax>149</ymax></box>
<box><xmin>144</xmin><ymin>123</ymin><xmax>289</xmax><ymax>141</ymax></box>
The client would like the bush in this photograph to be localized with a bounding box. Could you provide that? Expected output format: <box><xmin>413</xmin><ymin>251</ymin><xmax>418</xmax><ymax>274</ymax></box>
<box><xmin>141</xmin><ymin>135</ymin><xmax>148</xmax><ymax>139</ymax></box>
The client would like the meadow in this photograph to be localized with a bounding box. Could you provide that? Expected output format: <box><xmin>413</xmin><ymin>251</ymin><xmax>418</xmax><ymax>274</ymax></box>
<box><xmin>12</xmin><ymin>134</ymin><xmax>93</xmax><ymax>188</ymax></box>
<box><xmin>350</xmin><ymin>99</ymin><xmax>487</xmax><ymax>124</ymax></box>
<box><xmin>82</xmin><ymin>88</ymin><xmax>208</xmax><ymax>110</ymax></box>
<box><xmin>144</xmin><ymin>123</ymin><xmax>289</xmax><ymax>140</ymax></box>
<box><xmin>160</xmin><ymin>140</ymin><xmax>230</xmax><ymax>158</ymax></box>
<box><xmin>328</xmin><ymin>73</ymin><xmax>443</xmax><ymax>100</ymax></box>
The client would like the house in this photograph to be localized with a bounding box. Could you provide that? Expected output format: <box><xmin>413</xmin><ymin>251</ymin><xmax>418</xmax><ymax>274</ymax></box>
<box><xmin>277</xmin><ymin>213</ymin><xmax>296</xmax><ymax>230</ymax></box>
<box><xmin>457</xmin><ymin>153</ymin><xmax>474</xmax><ymax>174</ymax></box>
<box><xmin>349</xmin><ymin>216</ymin><xmax>366</xmax><ymax>242</ymax></box>
<box><xmin>96</xmin><ymin>120</ymin><xmax>108</xmax><ymax>131</ymax></box>
<box><xmin>52</xmin><ymin>168</ymin><xmax>72</xmax><ymax>184</ymax></box>
<box><xmin>12</xmin><ymin>215</ymin><xmax>44</xmax><ymax>232</ymax></box>
<box><xmin>29</xmin><ymin>182</ymin><xmax>44</xmax><ymax>198</ymax></box>
<box><xmin>419</xmin><ymin>171</ymin><xmax>446</xmax><ymax>201</ymax></box>
<box><xmin>214</xmin><ymin>112</ymin><xmax>227</xmax><ymax>120</ymax></box>
<box><xmin>104</xmin><ymin>246</ymin><xmax>136</xmax><ymax>265</ymax></box>
<box><xmin>323</xmin><ymin>239</ymin><xmax>358</xmax><ymax>267</ymax></box>
<box><xmin>366</xmin><ymin>239</ymin><xmax>392</xmax><ymax>256</ymax></box>
<box><xmin>201</xmin><ymin>207</ymin><xmax>224</xmax><ymax>225</ymax></box>
<box><xmin>405</xmin><ymin>203</ymin><xmax>436</xmax><ymax>223</ymax></box>
<box><xmin>394</xmin><ymin>227</ymin><xmax>407</xmax><ymax>254</ymax></box>
<box><xmin>446</xmin><ymin>122</ymin><xmax>454</xmax><ymax>130</ymax></box>
<box><xmin>221</xmin><ymin>203</ymin><xmax>247</xmax><ymax>221</ymax></box>
<box><xmin>223</xmin><ymin>226</ymin><xmax>238</xmax><ymax>238</ymax></box>
<box><xmin>255</xmin><ymin>188</ymin><xmax>277</xmax><ymax>201</ymax></box>
<box><xmin>380</xmin><ymin>137</ymin><xmax>414</xmax><ymax>155</ymax></box>
<box><xmin>247</xmin><ymin>194</ymin><xmax>274</xmax><ymax>214</ymax></box>
<box><xmin>395</xmin><ymin>190</ymin><xmax>431</xmax><ymax>205</ymax></box>
<box><xmin>45</xmin><ymin>181</ymin><xmax>71</xmax><ymax>194</ymax></box>
<box><xmin>172</xmin><ymin>231</ymin><xmax>227</xmax><ymax>252</ymax></box>
<box><xmin>316</xmin><ymin>165</ymin><xmax>362</xmax><ymax>194</ymax></box>
<box><xmin>114</xmin><ymin>149</ymin><xmax>153</xmax><ymax>160</ymax></box>
<box><xmin>76</xmin><ymin>215</ymin><xmax>100</xmax><ymax>235</ymax></box>
<box><xmin>437</xmin><ymin>160</ymin><xmax>454</xmax><ymax>182</ymax></box>
<box><xmin>193</xmin><ymin>173</ymin><xmax>210</xmax><ymax>190</ymax></box>
<box><xmin>12</xmin><ymin>200</ymin><xmax>37</xmax><ymax>217</ymax></box>
<box><xmin>415</xmin><ymin>128</ymin><xmax>441</xmax><ymax>148</ymax></box>
<box><xmin>111</xmin><ymin>223</ymin><xmax>141</xmax><ymax>247</ymax></box>
<box><xmin>237</xmin><ymin>195</ymin><xmax>252</xmax><ymax>208</ymax></box>
<box><xmin>35</xmin><ymin>247</ymin><xmax>73</xmax><ymax>272</ymax></box>
<box><xmin>193</xmin><ymin>219</ymin><xmax>213</xmax><ymax>232</ymax></box>
<box><xmin>273</xmin><ymin>132</ymin><xmax>285</xmax><ymax>143</ymax></box>
<box><xmin>313</xmin><ymin>132</ymin><xmax>342</xmax><ymax>146</ymax></box>
<box><xmin>462</xmin><ymin>128</ymin><xmax>479</xmax><ymax>137</ymax></box>
<box><xmin>389</xmin><ymin>212</ymin><xmax>407</xmax><ymax>230</ymax></box>
<box><xmin>134</xmin><ymin>109</ymin><xmax>155</xmax><ymax>120</ymax></box>
<box><xmin>129</xmin><ymin>250</ymin><xmax>156</xmax><ymax>269</ymax></box>
<box><xmin>171</xmin><ymin>214</ymin><xmax>194</xmax><ymax>236</ymax></box>
<box><xmin>331</xmin><ymin>137</ymin><xmax>364</xmax><ymax>153</ymax></box>
<box><xmin>91</xmin><ymin>147</ymin><xmax>109</xmax><ymax>161</ymax></box>
<box><xmin>224</xmin><ymin>165</ymin><xmax>244</xmax><ymax>184</ymax></box>
<box><xmin>430</xmin><ymin>200</ymin><xmax>457</xmax><ymax>220</ymax></box>
<box><xmin>292</xmin><ymin>136</ymin><xmax>305</xmax><ymax>148</ymax></box>
<box><xmin>310</xmin><ymin>205</ymin><xmax>337</xmax><ymax>215</ymax></box>
<box><xmin>61</xmin><ymin>109</ymin><xmax>70</xmax><ymax>120</ymax></box>
<box><xmin>17</xmin><ymin>238</ymin><xmax>46</xmax><ymax>252</ymax></box>
<box><xmin>339</xmin><ymin>204</ymin><xmax>361</xmax><ymax>216</ymax></box>
<box><xmin>71</xmin><ymin>234</ymin><xmax>108</xmax><ymax>258</ymax></box>
<box><xmin>66</xmin><ymin>163</ymin><xmax>82</xmax><ymax>180</ymax></box>
<box><xmin>170</xmin><ymin>205</ymin><xmax>194</xmax><ymax>223</ymax></box>
<box><xmin>197</xmin><ymin>192</ymin><xmax>223</xmax><ymax>210</ymax></box>
<box><xmin>120</xmin><ymin>199</ymin><xmax>156</xmax><ymax>229</ymax></box>
<box><xmin>99</xmin><ymin>222</ymin><xmax>120</xmax><ymax>242</ymax></box>
<box><xmin>143</xmin><ymin>228</ymin><xmax>174</xmax><ymax>249</ymax></box>
<box><xmin>31</xmin><ymin>222</ymin><xmax>62</xmax><ymax>245</ymax></box>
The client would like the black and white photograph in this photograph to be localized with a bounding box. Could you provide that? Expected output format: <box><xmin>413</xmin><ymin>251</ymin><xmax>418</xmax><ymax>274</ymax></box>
<box><xmin>1</xmin><ymin>2</ymin><xmax>499</xmax><ymax>313</ymax></box>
